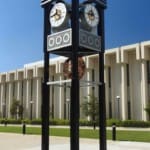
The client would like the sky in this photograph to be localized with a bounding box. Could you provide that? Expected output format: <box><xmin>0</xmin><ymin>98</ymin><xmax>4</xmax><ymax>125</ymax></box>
<box><xmin>0</xmin><ymin>0</ymin><xmax>150</xmax><ymax>72</ymax></box>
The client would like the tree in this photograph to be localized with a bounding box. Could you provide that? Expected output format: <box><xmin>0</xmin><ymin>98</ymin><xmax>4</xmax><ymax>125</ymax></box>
<box><xmin>81</xmin><ymin>94</ymin><xmax>99</xmax><ymax>123</ymax></box>
<box><xmin>145</xmin><ymin>103</ymin><xmax>150</xmax><ymax>121</ymax></box>
<box><xmin>10</xmin><ymin>99</ymin><xmax>23</xmax><ymax>119</ymax></box>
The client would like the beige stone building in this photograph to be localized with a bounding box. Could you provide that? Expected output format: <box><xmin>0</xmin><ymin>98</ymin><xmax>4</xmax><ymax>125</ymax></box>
<box><xmin>0</xmin><ymin>41</ymin><xmax>150</xmax><ymax>121</ymax></box>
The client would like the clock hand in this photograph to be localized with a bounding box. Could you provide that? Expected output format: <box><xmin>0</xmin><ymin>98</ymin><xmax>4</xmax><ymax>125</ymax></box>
<box><xmin>50</xmin><ymin>9</ymin><xmax>62</xmax><ymax>21</ymax></box>
<box><xmin>50</xmin><ymin>9</ymin><xmax>57</xmax><ymax>18</ymax></box>
<box><xmin>52</xmin><ymin>9</ymin><xmax>61</xmax><ymax>20</ymax></box>
<box><xmin>51</xmin><ymin>13</ymin><xmax>57</xmax><ymax>18</ymax></box>
<box><xmin>57</xmin><ymin>9</ymin><xmax>61</xmax><ymax>15</ymax></box>
<box><xmin>90</xmin><ymin>10</ymin><xmax>94</xmax><ymax>17</ymax></box>
<box><xmin>86</xmin><ymin>11</ymin><xmax>95</xmax><ymax>21</ymax></box>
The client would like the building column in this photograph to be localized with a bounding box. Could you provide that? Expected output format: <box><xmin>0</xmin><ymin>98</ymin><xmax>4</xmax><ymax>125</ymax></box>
<box><xmin>25</xmin><ymin>79</ymin><xmax>30</xmax><ymax>118</ymax></box>
<box><xmin>104</xmin><ymin>66</ymin><xmax>109</xmax><ymax>119</ymax></box>
<box><xmin>141</xmin><ymin>60</ymin><xmax>148</xmax><ymax>121</ymax></box>
<box><xmin>58</xmin><ymin>74</ymin><xmax>64</xmax><ymax>119</ymax></box>
<box><xmin>0</xmin><ymin>84</ymin><xmax>4</xmax><ymax>115</ymax></box>
<box><xmin>0</xmin><ymin>84</ymin><xmax>2</xmax><ymax>111</ymax></box>
<box><xmin>8</xmin><ymin>82</ymin><xmax>13</xmax><ymax>118</ymax></box>
<box><xmin>86</xmin><ymin>57</ymin><xmax>91</xmax><ymax>96</ymax></box>
<box><xmin>121</xmin><ymin>63</ymin><xmax>128</xmax><ymax>120</ymax></box>
<box><xmin>35</xmin><ymin>77</ymin><xmax>42</xmax><ymax>119</ymax></box>
<box><xmin>17</xmin><ymin>81</ymin><xmax>21</xmax><ymax>100</ymax></box>
<box><xmin>0</xmin><ymin>84</ymin><xmax>1</xmax><ymax>112</ymax></box>
<box><xmin>1</xmin><ymin>83</ymin><xmax>7</xmax><ymax>118</ymax></box>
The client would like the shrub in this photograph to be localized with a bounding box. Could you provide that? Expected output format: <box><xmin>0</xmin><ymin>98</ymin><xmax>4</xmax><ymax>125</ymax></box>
<box><xmin>0</xmin><ymin>118</ymin><xmax>149</xmax><ymax>128</ymax></box>
<box><xmin>107</xmin><ymin>119</ymin><xmax>122</xmax><ymax>127</ymax></box>
<box><xmin>121</xmin><ymin>120</ymin><xmax>150</xmax><ymax>128</ymax></box>
<box><xmin>80</xmin><ymin>120</ymin><xmax>92</xmax><ymax>126</ymax></box>
<box><xmin>145</xmin><ymin>103</ymin><xmax>150</xmax><ymax>120</ymax></box>
<box><xmin>50</xmin><ymin>119</ymin><xmax>69</xmax><ymax>125</ymax></box>
<box><xmin>30</xmin><ymin>119</ymin><xmax>41</xmax><ymax>125</ymax></box>
<box><xmin>1</xmin><ymin>119</ymin><xmax>22</xmax><ymax>124</ymax></box>
<box><xmin>22</xmin><ymin>119</ymin><xmax>31</xmax><ymax>124</ymax></box>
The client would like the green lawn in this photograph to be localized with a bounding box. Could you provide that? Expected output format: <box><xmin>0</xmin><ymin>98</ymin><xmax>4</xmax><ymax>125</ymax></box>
<box><xmin>0</xmin><ymin>126</ymin><xmax>150</xmax><ymax>142</ymax></box>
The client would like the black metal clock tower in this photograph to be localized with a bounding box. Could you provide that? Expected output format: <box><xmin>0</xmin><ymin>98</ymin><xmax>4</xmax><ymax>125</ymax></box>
<box><xmin>40</xmin><ymin>0</ymin><xmax>107</xmax><ymax>150</ymax></box>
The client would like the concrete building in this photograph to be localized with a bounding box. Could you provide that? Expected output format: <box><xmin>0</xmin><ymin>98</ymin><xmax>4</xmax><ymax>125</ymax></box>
<box><xmin>0</xmin><ymin>41</ymin><xmax>150</xmax><ymax>121</ymax></box>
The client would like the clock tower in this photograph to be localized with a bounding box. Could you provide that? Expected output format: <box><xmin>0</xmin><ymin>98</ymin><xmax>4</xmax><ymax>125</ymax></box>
<box><xmin>40</xmin><ymin>1</ymin><xmax>107</xmax><ymax>150</ymax></box>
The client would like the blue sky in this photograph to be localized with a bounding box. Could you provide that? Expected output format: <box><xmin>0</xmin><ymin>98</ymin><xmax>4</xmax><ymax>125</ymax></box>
<box><xmin>0</xmin><ymin>0</ymin><xmax>150</xmax><ymax>72</ymax></box>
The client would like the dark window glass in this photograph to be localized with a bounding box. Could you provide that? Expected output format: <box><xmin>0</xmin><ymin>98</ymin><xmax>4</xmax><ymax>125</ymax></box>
<box><xmin>22</xmin><ymin>81</ymin><xmax>23</xmax><ymax>98</ymax></box>
<box><xmin>13</xmin><ymin>82</ymin><xmax>15</xmax><ymax>98</ymax></box>
<box><xmin>109</xmin><ymin>101</ymin><xmax>112</xmax><ymax>118</ymax></box>
<box><xmin>31</xmin><ymin>79</ymin><xmax>33</xmax><ymax>99</ymax></box>
<box><xmin>108</xmin><ymin>67</ymin><xmax>112</xmax><ymax>118</ymax></box>
<box><xmin>127</xmin><ymin>101</ymin><xmax>131</xmax><ymax>120</ymax></box>
<box><xmin>5</xmin><ymin>83</ymin><xmax>7</xmax><ymax>102</ymax></box>
<box><xmin>147</xmin><ymin>61</ymin><xmax>150</xmax><ymax>83</ymax></box>
<box><xmin>52</xmin><ymin>76</ymin><xmax>54</xmax><ymax>118</ymax></box>
<box><xmin>64</xmin><ymin>76</ymin><xmax>67</xmax><ymax>119</ymax></box>
<box><xmin>108</xmin><ymin>67</ymin><xmax>111</xmax><ymax>88</ymax></box>
<box><xmin>127</xmin><ymin>64</ymin><xmax>130</xmax><ymax>86</ymax></box>
<box><xmin>92</xmin><ymin>69</ymin><xmax>95</xmax><ymax>93</ymax></box>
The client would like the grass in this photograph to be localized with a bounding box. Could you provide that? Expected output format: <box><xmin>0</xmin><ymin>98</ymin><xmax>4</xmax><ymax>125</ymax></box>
<box><xmin>114</xmin><ymin>130</ymin><xmax>150</xmax><ymax>142</ymax></box>
<box><xmin>0</xmin><ymin>126</ymin><xmax>150</xmax><ymax>142</ymax></box>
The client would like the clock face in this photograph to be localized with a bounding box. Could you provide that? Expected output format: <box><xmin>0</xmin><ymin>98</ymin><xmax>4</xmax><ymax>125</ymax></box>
<box><xmin>84</xmin><ymin>4</ymin><xmax>99</xmax><ymax>28</ymax></box>
<box><xmin>49</xmin><ymin>2</ymin><xmax>67</xmax><ymax>28</ymax></box>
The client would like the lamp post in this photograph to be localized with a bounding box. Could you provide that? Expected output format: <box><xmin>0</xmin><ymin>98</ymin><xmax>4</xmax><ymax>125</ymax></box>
<box><xmin>30</xmin><ymin>100</ymin><xmax>34</xmax><ymax>120</ymax></box>
<box><xmin>116</xmin><ymin>96</ymin><xmax>120</xmax><ymax>120</ymax></box>
<box><xmin>66</xmin><ymin>98</ymin><xmax>70</xmax><ymax>120</ymax></box>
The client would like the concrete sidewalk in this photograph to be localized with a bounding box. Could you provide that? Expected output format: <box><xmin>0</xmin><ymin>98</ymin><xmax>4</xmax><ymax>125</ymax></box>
<box><xmin>25</xmin><ymin>140</ymin><xmax>150</xmax><ymax>150</ymax></box>
<box><xmin>0</xmin><ymin>133</ymin><xmax>149</xmax><ymax>150</ymax></box>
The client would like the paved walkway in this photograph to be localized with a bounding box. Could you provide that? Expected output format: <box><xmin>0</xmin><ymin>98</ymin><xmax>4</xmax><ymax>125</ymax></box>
<box><xmin>0</xmin><ymin>133</ymin><xmax>149</xmax><ymax>150</ymax></box>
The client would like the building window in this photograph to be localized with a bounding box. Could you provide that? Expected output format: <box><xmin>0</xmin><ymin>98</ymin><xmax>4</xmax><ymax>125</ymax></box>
<box><xmin>147</xmin><ymin>61</ymin><xmax>150</xmax><ymax>83</ymax></box>
<box><xmin>4</xmin><ymin>83</ymin><xmax>7</xmax><ymax>118</ymax></box>
<box><xmin>64</xmin><ymin>76</ymin><xmax>67</xmax><ymax>119</ymax></box>
<box><xmin>109</xmin><ymin>101</ymin><xmax>112</xmax><ymax>118</ymax></box>
<box><xmin>108</xmin><ymin>67</ymin><xmax>111</xmax><ymax>88</ymax></box>
<box><xmin>127</xmin><ymin>101</ymin><xmax>131</xmax><ymax>120</ymax></box>
<box><xmin>31</xmin><ymin>79</ymin><xmax>33</xmax><ymax>100</ymax></box>
<box><xmin>127</xmin><ymin>64</ymin><xmax>131</xmax><ymax>120</ymax></box>
<box><xmin>108</xmin><ymin>67</ymin><xmax>112</xmax><ymax>118</ymax></box>
<box><xmin>21</xmin><ymin>80</ymin><xmax>24</xmax><ymax>105</ymax></box>
<box><xmin>92</xmin><ymin>69</ymin><xmax>95</xmax><ymax>94</ymax></box>
<box><xmin>127</xmin><ymin>64</ymin><xmax>130</xmax><ymax>86</ymax></box>
<box><xmin>52</xmin><ymin>75</ymin><xmax>54</xmax><ymax>119</ymax></box>
<box><xmin>13</xmin><ymin>82</ymin><xmax>15</xmax><ymax>98</ymax></box>
<box><xmin>147</xmin><ymin>61</ymin><xmax>150</xmax><ymax>104</ymax></box>
<box><xmin>5</xmin><ymin>83</ymin><xmax>7</xmax><ymax>103</ymax></box>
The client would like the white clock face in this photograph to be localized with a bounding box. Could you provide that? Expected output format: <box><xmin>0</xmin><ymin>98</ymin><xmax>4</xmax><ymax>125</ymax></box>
<box><xmin>84</xmin><ymin>4</ymin><xmax>99</xmax><ymax>28</ymax></box>
<box><xmin>49</xmin><ymin>2</ymin><xmax>67</xmax><ymax>28</ymax></box>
